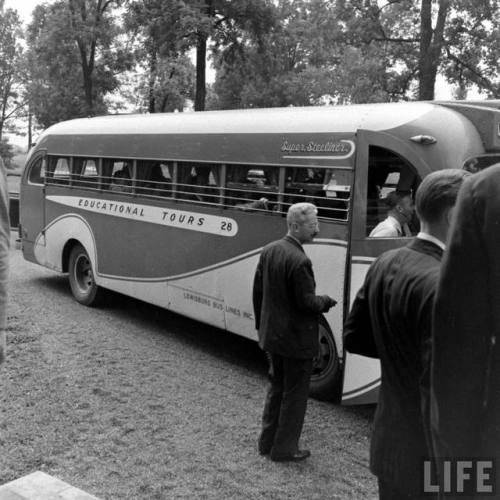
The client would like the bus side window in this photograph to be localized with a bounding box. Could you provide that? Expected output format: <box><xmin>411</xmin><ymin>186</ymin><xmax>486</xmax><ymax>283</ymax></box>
<box><xmin>103</xmin><ymin>159</ymin><xmax>133</xmax><ymax>193</ymax></box>
<box><xmin>28</xmin><ymin>157</ymin><xmax>46</xmax><ymax>185</ymax></box>
<box><xmin>176</xmin><ymin>162</ymin><xmax>197</xmax><ymax>201</ymax></box>
<box><xmin>136</xmin><ymin>160</ymin><xmax>171</xmax><ymax>197</ymax></box>
<box><xmin>366</xmin><ymin>146</ymin><xmax>420</xmax><ymax>238</ymax></box>
<box><xmin>49</xmin><ymin>157</ymin><xmax>71</xmax><ymax>185</ymax></box>
<box><xmin>284</xmin><ymin>167</ymin><xmax>351</xmax><ymax>220</ymax></box>
<box><xmin>226</xmin><ymin>165</ymin><xmax>278</xmax><ymax>209</ymax></box>
<box><xmin>227</xmin><ymin>165</ymin><xmax>248</xmax><ymax>184</ymax></box>
<box><xmin>73</xmin><ymin>158</ymin><xmax>98</xmax><ymax>189</ymax></box>
<box><xmin>191</xmin><ymin>164</ymin><xmax>220</xmax><ymax>203</ymax></box>
<box><xmin>172</xmin><ymin>163</ymin><xmax>221</xmax><ymax>204</ymax></box>
<box><xmin>463</xmin><ymin>155</ymin><xmax>500</xmax><ymax>173</ymax></box>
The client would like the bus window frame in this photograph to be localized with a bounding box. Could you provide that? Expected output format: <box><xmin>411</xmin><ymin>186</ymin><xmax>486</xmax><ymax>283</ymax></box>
<box><xmin>72</xmin><ymin>157</ymin><xmax>100</xmax><ymax>189</ymax></box>
<box><xmin>47</xmin><ymin>155</ymin><xmax>72</xmax><ymax>185</ymax></box>
<box><xmin>41</xmin><ymin>153</ymin><xmax>353</xmax><ymax>223</ymax></box>
<box><xmin>218</xmin><ymin>164</ymin><xmax>227</xmax><ymax>206</ymax></box>
<box><xmin>26</xmin><ymin>152</ymin><xmax>47</xmax><ymax>186</ymax></box>
<box><xmin>463</xmin><ymin>153</ymin><xmax>500</xmax><ymax>173</ymax></box>
<box><xmin>101</xmin><ymin>158</ymin><xmax>135</xmax><ymax>194</ymax></box>
<box><xmin>351</xmin><ymin>129</ymin><xmax>432</xmax><ymax>242</ymax></box>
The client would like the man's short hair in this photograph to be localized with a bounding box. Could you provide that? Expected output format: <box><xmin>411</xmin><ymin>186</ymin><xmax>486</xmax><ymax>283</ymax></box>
<box><xmin>287</xmin><ymin>202</ymin><xmax>317</xmax><ymax>226</ymax></box>
<box><xmin>415</xmin><ymin>169</ymin><xmax>471</xmax><ymax>224</ymax></box>
<box><xmin>384</xmin><ymin>190</ymin><xmax>412</xmax><ymax>209</ymax></box>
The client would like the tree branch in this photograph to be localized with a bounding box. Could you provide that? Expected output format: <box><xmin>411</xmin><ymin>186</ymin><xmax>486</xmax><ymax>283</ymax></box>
<box><xmin>379</xmin><ymin>0</ymin><xmax>404</xmax><ymax>11</ymax></box>
<box><xmin>373</xmin><ymin>36</ymin><xmax>417</xmax><ymax>43</ymax></box>
<box><xmin>3</xmin><ymin>100</ymin><xmax>27</xmax><ymax>121</ymax></box>
<box><xmin>101</xmin><ymin>0</ymin><xmax>118</xmax><ymax>13</ymax></box>
<box><xmin>445</xmin><ymin>48</ymin><xmax>499</xmax><ymax>94</ymax></box>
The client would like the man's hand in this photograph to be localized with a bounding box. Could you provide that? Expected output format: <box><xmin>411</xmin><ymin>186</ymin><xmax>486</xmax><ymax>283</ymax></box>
<box><xmin>321</xmin><ymin>295</ymin><xmax>337</xmax><ymax>311</ymax></box>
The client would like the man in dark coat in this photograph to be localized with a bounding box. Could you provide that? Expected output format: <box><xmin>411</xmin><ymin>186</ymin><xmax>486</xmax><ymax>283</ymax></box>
<box><xmin>343</xmin><ymin>169</ymin><xmax>469</xmax><ymax>499</ymax></box>
<box><xmin>431</xmin><ymin>163</ymin><xmax>500</xmax><ymax>496</ymax></box>
<box><xmin>253</xmin><ymin>202</ymin><xmax>336</xmax><ymax>462</ymax></box>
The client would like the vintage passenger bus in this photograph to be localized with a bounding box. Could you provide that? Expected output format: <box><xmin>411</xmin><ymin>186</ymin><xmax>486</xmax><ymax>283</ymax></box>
<box><xmin>19</xmin><ymin>101</ymin><xmax>500</xmax><ymax>403</ymax></box>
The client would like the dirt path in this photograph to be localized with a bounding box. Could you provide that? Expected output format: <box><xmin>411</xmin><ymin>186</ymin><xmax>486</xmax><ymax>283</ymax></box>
<box><xmin>0</xmin><ymin>236</ymin><xmax>377</xmax><ymax>499</ymax></box>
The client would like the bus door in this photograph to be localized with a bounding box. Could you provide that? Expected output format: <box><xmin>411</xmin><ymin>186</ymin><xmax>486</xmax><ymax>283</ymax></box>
<box><xmin>342</xmin><ymin>129</ymin><xmax>426</xmax><ymax>405</ymax></box>
<box><xmin>20</xmin><ymin>151</ymin><xmax>47</xmax><ymax>255</ymax></box>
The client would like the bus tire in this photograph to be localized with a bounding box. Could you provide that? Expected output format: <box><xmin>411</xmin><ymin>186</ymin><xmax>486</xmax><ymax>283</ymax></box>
<box><xmin>310</xmin><ymin>316</ymin><xmax>341</xmax><ymax>401</ymax></box>
<box><xmin>68</xmin><ymin>244</ymin><xmax>103</xmax><ymax>306</ymax></box>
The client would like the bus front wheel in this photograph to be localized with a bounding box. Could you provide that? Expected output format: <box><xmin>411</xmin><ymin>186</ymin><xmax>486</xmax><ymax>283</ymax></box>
<box><xmin>68</xmin><ymin>244</ymin><xmax>103</xmax><ymax>306</ymax></box>
<box><xmin>310</xmin><ymin>316</ymin><xmax>341</xmax><ymax>401</ymax></box>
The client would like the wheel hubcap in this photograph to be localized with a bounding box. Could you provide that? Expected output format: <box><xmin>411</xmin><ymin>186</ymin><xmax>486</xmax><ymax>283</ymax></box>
<box><xmin>74</xmin><ymin>254</ymin><xmax>93</xmax><ymax>293</ymax></box>
<box><xmin>312</xmin><ymin>325</ymin><xmax>336</xmax><ymax>380</ymax></box>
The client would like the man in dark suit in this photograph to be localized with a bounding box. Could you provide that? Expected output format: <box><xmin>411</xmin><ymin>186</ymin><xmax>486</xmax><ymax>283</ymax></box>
<box><xmin>343</xmin><ymin>169</ymin><xmax>469</xmax><ymax>499</ymax></box>
<box><xmin>431</xmin><ymin>163</ymin><xmax>500</xmax><ymax>495</ymax></box>
<box><xmin>253</xmin><ymin>202</ymin><xmax>336</xmax><ymax>462</ymax></box>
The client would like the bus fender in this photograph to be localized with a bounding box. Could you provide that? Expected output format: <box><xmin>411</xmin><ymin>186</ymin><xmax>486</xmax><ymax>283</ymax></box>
<box><xmin>35</xmin><ymin>214</ymin><xmax>98</xmax><ymax>278</ymax></box>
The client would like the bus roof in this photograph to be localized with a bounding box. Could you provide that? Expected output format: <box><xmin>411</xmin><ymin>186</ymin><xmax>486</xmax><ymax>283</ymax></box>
<box><xmin>30</xmin><ymin>100</ymin><xmax>500</xmax><ymax>168</ymax></box>
<box><xmin>37</xmin><ymin>101</ymin><xmax>462</xmax><ymax>136</ymax></box>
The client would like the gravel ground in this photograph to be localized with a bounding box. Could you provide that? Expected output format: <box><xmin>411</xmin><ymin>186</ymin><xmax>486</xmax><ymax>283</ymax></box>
<box><xmin>0</xmin><ymin>234</ymin><xmax>377</xmax><ymax>499</ymax></box>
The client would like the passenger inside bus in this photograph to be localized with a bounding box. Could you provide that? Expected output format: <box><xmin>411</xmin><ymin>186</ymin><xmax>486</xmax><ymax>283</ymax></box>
<box><xmin>110</xmin><ymin>165</ymin><xmax>132</xmax><ymax>193</ymax></box>
<box><xmin>366</xmin><ymin>147</ymin><xmax>420</xmax><ymax>236</ymax></box>
<box><xmin>147</xmin><ymin>164</ymin><xmax>170</xmax><ymax>195</ymax></box>
<box><xmin>225</xmin><ymin>165</ymin><xmax>279</xmax><ymax>208</ymax></box>
<box><xmin>283</xmin><ymin>167</ymin><xmax>349</xmax><ymax>220</ymax></box>
<box><xmin>235</xmin><ymin>197</ymin><xmax>270</xmax><ymax>211</ymax></box>
<box><xmin>369</xmin><ymin>190</ymin><xmax>414</xmax><ymax>237</ymax></box>
<box><xmin>192</xmin><ymin>165</ymin><xmax>219</xmax><ymax>203</ymax></box>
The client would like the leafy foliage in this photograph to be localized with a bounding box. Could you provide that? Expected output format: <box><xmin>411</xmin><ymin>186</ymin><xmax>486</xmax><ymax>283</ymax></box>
<box><xmin>336</xmin><ymin>0</ymin><xmax>499</xmax><ymax>100</ymax></box>
<box><xmin>441</xmin><ymin>0</ymin><xmax>500</xmax><ymax>97</ymax></box>
<box><xmin>124</xmin><ymin>0</ymin><xmax>197</xmax><ymax>112</ymax></box>
<box><xmin>11</xmin><ymin>0</ymin><xmax>500</xmax><ymax>127</ymax></box>
<box><xmin>0</xmin><ymin>3</ymin><xmax>24</xmax><ymax>140</ymax></box>
<box><xmin>0</xmin><ymin>138</ymin><xmax>14</xmax><ymax>168</ymax></box>
<box><xmin>192</xmin><ymin>0</ymin><xmax>276</xmax><ymax>110</ymax></box>
<box><xmin>211</xmin><ymin>0</ymin><xmax>499</xmax><ymax>106</ymax></box>
<box><xmin>25</xmin><ymin>0</ymin><xmax>124</xmax><ymax>128</ymax></box>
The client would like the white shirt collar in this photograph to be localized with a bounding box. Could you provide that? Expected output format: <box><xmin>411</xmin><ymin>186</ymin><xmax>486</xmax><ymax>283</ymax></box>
<box><xmin>387</xmin><ymin>215</ymin><xmax>402</xmax><ymax>231</ymax></box>
<box><xmin>417</xmin><ymin>232</ymin><xmax>445</xmax><ymax>251</ymax></box>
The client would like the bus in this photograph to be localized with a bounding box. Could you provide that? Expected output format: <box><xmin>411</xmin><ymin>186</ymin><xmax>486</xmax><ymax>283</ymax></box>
<box><xmin>19</xmin><ymin>100</ymin><xmax>500</xmax><ymax>404</ymax></box>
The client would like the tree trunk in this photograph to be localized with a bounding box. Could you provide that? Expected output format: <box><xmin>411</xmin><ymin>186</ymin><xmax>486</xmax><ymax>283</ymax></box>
<box><xmin>0</xmin><ymin>87</ymin><xmax>8</xmax><ymax>142</ymax></box>
<box><xmin>28</xmin><ymin>111</ymin><xmax>32</xmax><ymax>150</ymax></box>
<box><xmin>82</xmin><ymin>65</ymin><xmax>94</xmax><ymax>115</ymax></box>
<box><xmin>195</xmin><ymin>33</ymin><xmax>207</xmax><ymax>111</ymax></box>
<box><xmin>418</xmin><ymin>0</ymin><xmax>450</xmax><ymax>100</ymax></box>
<box><xmin>194</xmin><ymin>0</ymin><xmax>214</xmax><ymax>112</ymax></box>
<box><xmin>148</xmin><ymin>45</ymin><xmax>158</xmax><ymax>113</ymax></box>
<box><xmin>69</xmin><ymin>0</ymin><xmax>111</xmax><ymax>116</ymax></box>
<box><xmin>419</xmin><ymin>56</ymin><xmax>438</xmax><ymax>100</ymax></box>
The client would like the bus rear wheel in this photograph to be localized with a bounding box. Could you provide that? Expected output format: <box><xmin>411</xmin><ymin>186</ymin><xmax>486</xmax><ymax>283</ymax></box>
<box><xmin>310</xmin><ymin>316</ymin><xmax>341</xmax><ymax>401</ymax></box>
<box><xmin>68</xmin><ymin>244</ymin><xmax>103</xmax><ymax>306</ymax></box>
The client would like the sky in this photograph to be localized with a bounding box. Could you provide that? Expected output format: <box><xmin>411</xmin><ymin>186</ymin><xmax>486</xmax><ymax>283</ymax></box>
<box><xmin>4</xmin><ymin>0</ymin><xmax>44</xmax><ymax>23</ymax></box>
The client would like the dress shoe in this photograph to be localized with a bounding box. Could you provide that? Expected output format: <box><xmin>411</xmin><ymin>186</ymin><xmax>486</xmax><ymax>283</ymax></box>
<box><xmin>270</xmin><ymin>449</ymin><xmax>311</xmax><ymax>462</ymax></box>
